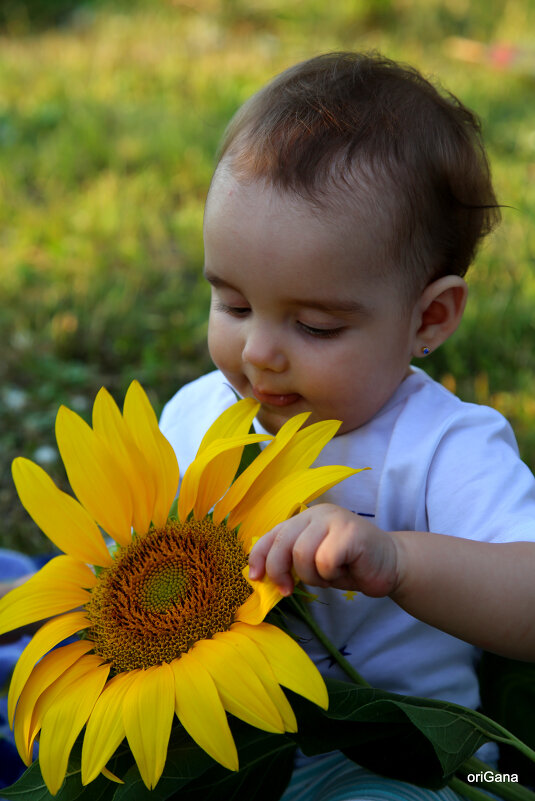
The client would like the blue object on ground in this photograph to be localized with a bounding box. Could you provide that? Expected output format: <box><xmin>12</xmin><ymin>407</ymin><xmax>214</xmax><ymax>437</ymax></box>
<box><xmin>0</xmin><ymin>549</ymin><xmax>54</xmax><ymax>792</ymax></box>
<box><xmin>0</xmin><ymin>549</ymin><xmax>35</xmax><ymax>581</ymax></box>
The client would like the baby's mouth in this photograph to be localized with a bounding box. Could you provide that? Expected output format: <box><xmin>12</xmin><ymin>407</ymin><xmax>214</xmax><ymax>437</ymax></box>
<box><xmin>251</xmin><ymin>387</ymin><xmax>302</xmax><ymax>407</ymax></box>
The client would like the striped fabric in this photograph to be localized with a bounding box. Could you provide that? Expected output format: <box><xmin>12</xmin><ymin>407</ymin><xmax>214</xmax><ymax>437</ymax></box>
<box><xmin>280</xmin><ymin>752</ymin><xmax>467</xmax><ymax>801</ymax></box>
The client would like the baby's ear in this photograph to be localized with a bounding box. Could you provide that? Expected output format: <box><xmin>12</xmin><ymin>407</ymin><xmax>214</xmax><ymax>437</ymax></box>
<box><xmin>412</xmin><ymin>275</ymin><xmax>468</xmax><ymax>358</ymax></box>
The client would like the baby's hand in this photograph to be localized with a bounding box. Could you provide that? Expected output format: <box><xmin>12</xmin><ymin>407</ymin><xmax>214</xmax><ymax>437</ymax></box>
<box><xmin>248</xmin><ymin>503</ymin><xmax>400</xmax><ymax>598</ymax></box>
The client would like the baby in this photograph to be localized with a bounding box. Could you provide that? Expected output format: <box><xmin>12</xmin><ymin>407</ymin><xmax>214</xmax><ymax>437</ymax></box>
<box><xmin>160</xmin><ymin>51</ymin><xmax>535</xmax><ymax>799</ymax></box>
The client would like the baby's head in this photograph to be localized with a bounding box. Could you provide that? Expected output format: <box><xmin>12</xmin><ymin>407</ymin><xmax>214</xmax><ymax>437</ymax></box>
<box><xmin>203</xmin><ymin>51</ymin><xmax>500</xmax><ymax>434</ymax></box>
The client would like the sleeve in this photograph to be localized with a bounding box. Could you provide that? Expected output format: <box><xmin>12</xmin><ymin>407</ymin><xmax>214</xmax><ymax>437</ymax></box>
<box><xmin>425</xmin><ymin>404</ymin><xmax>535</xmax><ymax>544</ymax></box>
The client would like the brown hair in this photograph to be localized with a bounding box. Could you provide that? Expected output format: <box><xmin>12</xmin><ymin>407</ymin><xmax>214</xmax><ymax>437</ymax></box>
<box><xmin>216</xmin><ymin>51</ymin><xmax>500</xmax><ymax>297</ymax></box>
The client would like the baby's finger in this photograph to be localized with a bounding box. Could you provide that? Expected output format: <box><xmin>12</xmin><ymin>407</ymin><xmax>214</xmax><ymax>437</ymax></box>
<box><xmin>259</xmin><ymin>517</ymin><xmax>308</xmax><ymax>595</ymax></box>
<box><xmin>248</xmin><ymin>527</ymin><xmax>282</xmax><ymax>580</ymax></box>
<box><xmin>291</xmin><ymin>521</ymin><xmax>333</xmax><ymax>588</ymax></box>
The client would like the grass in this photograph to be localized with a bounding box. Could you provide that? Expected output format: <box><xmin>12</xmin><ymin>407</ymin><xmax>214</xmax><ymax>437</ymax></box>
<box><xmin>1</xmin><ymin>0</ymin><xmax>535</xmax><ymax>553</ymax></box>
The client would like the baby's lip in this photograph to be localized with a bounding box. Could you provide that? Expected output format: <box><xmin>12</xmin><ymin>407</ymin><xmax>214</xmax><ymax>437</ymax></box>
<box><xmin>252</xmin><ymin>387</ymin><xmax>302</xmax><ymax>407</ymax></box>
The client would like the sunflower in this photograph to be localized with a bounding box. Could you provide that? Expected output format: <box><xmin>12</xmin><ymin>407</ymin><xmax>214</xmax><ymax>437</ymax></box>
<box><xmin>0</xmin><ymin>381</ymin><xmax>361</xmax><ymax>795</ymax></box>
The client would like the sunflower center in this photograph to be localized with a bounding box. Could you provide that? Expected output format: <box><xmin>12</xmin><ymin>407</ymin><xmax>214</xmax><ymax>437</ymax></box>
<box><xmin>86</xmin><ymin>519</ymin><xmax>251</xmax><ymax>672</ymax></box>
<box><xmin>140</xmin><ymin>564</ymin><xmax>189</xmax><ymax>613</ymax></box>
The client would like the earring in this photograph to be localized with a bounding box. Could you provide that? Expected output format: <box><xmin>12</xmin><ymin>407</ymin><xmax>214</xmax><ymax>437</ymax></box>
<box><xmin>421</xmin><ymin>346</ymin><xmax>430</xmax><ymax>356</ymax></box>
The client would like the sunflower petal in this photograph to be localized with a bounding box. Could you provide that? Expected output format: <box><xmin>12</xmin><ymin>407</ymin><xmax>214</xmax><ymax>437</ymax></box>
<box><xmin>13</xmin><ymin>640</ymin><xmax>95</xmax><ymax>764</ymax></box>
<box><xmin>93</xmin><ymin>388</ymin><xmax>156</xmax><ymax>536</ymax></box>
<box><xmin>101</xmin><ymin>766</ymin><xmax>124</xmax><ymax>783</ymax></box>
<box><xmin>236</xmin><ymin>568</ymin><xmax>283</xmax><ymax>625</ymax></box>
<box><xmin>212</xmin><ymin>413</ymin><xmax>310</xmax><ymax>524</ymax></box>
<box><xmin>8</xmin><ymin>611</ymin><xmax>90</xmax><ymax>727</ymax></box>
<box><xmin>197</xmin><ymin>397</ymin><xmax>260</xmax><ymax>453</ymax></box>
<box><xmin>226</xmin><ymin>419</ymin><xmax>343</xmax><ymax>529</ymax></box>
<box><xmin>193</xmin><ymin>434</ymin><xmax>272</xmax><ymax>519</ymax></box>
<box><xmin>218</xmin><ymin>629</ymin><xmax>296</xmax><ymax>732</ymax></box>
<box><xmin>25</xmin><ymin>654</ymin><xmax>104</xmax><ymax>764</ymax></box>
<box><xmin>0</xmin><ymin>582</ymin><xmax>91</xmax><ymax>635</ymax></box>
<box><xmin>234</xmin><ymin>621</ymin><xmax>328</xmax><ymax>710</ymax></box>
<box><xmin>192</xmin><ymin>638</ymin><xmax>284</xmax><ymax>733</ymax></box>
<box><xmin>178</xmin><ymin>434</ymin><xmax>270</xmax><ymax>521</ymax></box>
<box><xmin>123</xmin><ymin>663</ymin><xmax>175</xmax><ymax>790</ymax></box>
<box><xmin>39</xmin><ymin>662</ymin><xmax>110</xmax><ymax>795</ymax></box>
<box><xmin>0</xmin><ymin>556</ymin><xmax>94</xmax><ymax>635</ymax></box>
<box><xmin>238</xmin><ymin>465</ymin><xmax>362</xmax><ymax>551</ymax></box>
<box><xmin>1</xmin><ymin>554</ymin><xmax>96</xmax><ymax>599</ymax></box>
<box><xmin>12</xmin><ymin>458</ymin><xmax>112</xmax><ymax>567</ymax></box>
<box><xmin>123</xmin><ymin>381</ymin><xmax>180</xmax><ymax>530</ymax></box>
<box><xmin>171</xmin><ymin>653</ymin><xmax>238</xmax><ymax>771</ymax></box>
<box><xmin>56</xmin><ymin>405</ymin><xmax>133</xmax><ymax>545</ymax></box>
<box><xmin>81</xmin><ymin>670</ymin><xmax>140</xmax><ymax>785</ymax></box>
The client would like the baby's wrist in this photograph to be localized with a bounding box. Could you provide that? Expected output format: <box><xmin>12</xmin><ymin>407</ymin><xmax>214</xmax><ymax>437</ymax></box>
<box><xmin>389</xmin><ymin>531</ymin><xmax>415</xmax><ymax>606</ymax></box>
<box><xmin>384</xmin><ymin>530</ymin><xmax>410</xmax><ymax>601</ymax></box>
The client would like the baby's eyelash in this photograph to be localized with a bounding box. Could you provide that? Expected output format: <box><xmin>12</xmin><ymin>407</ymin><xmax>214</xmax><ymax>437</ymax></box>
<box><xmin>213</xmin><ymin>300</ymin><xmax>250</xmax><ymax>316</ymax></box>
<box><xmin>214</xmin><ymin>301</ymin><xmax>343</xmax><ymax>338</ymax></box>
<box><xmin>298</xmin><ymin>322</ymin><xmax>344</xmax><ymax>339</ymax></box>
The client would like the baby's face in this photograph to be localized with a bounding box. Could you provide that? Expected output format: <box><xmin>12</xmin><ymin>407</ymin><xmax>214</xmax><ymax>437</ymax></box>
<box><xmin>203</xmin><ymin>171</ymin><xmax>421</xmax><ymax>435</ymax></box>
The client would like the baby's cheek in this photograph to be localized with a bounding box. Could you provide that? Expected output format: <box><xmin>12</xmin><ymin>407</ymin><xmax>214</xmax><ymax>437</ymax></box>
<box><xmin>208</xmin><ymin>315</ymin><xmax>242</xmax><ymax>375</ymax></box>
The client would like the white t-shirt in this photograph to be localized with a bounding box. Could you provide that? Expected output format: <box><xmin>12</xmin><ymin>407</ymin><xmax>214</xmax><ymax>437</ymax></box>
<box><xmin>160</xmin><ymin>367</ymin><xmax>535</xmax><ymax>711</ymax></box>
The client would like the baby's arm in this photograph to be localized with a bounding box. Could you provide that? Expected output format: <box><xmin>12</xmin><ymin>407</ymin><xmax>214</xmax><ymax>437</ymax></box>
<box><xmin>248</xmin><ymin>504</ymin><xmax>535</xmax><ymax>661</ymax></box>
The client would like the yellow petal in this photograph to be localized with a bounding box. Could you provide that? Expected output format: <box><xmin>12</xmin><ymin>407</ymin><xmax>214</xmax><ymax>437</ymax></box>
<box><xmin>238</xmin><ymin>465</ymin><xmax>362</xmax><ymax>551</ymax></box>
<box><xmin>1</xmin><ymin>554</ymin><xmax>96</xmax><ymax>600</ymax></box>
<box><xmin>101</xmin><ymin>766</ymin><xmax>124</xmax><ymax>783</ymax></box>
<box><xmin>0</xmin><ymin>556</ymin><xmax>94</xmax><ymax>637</ymax></box>
<box><xmin>193</xmin><ymin>434</ymin><xmax>273</xmax><ymax>519</ymax></box>
<box><xmin>177</xmin><ymin>434</ymin><xmax>271</xmax><ymax>521</ymax></box>
<box><xmin>218</xmin><ymin>629</ymin><xmax>296</xmax><ymax>732</ymax></box>
<box><xmin>0</xmin><ymin>581</ymin><xmax>91</xmax><ymax>636</ymax></box>
<box><xmin>39</xmin><ymin>661</ymin><xmax>110</xmax><ymax>795</ymax></box>
<box><xmin>13</xmin><ymin>640</ymin><xmax>95</xmax><ymax>764</ymax></box>
<box><xmin>226</xmin><ymin>419</ymin><xmax>342</xmax><ymax>529</ymax></box>
<box><xmin>171</xmin><ymin>653</ymin><xmax>238</xmax><ymax>771</ymax></box>
<box><xmin>8</xmin><ymin>611</ymin><xmax>90</xmax><ymax>727</ymax></box>
<box><xmin>12</xmin><ymin>458</ymin><xmax>112</xmax><ymax>568</ymax></box>
<box><xmin>123</xmin><ymin>381</ymin><xmax>180</xmax><ymax>530</ymax></box>
<box><xmin>213</xmin><ymin>413</ymin><xmax>310</xmax><ymax>525</ymax></box>
<box><xmin>25</xmin><ymin>654</ymin><xmax>104</xmax><ymax>764</ymax></box>
<box><xmin>191</xmin><ymin>638</ymin><xmax>284</xmax><ymax>734</ymax></box>
<box><xmin>56</xmin><ymin>404</ymin><xmax>133</xmax><ymax>545</ymax></box>
<box><xmin>197</xmin><ymin>397</ymin><xmax>260</xmax><ymax>453</ymax></box>
<box><xmin>123</xmin><ymin>663</ymin><xmax>175</xmax><ymax>790</ymax></box>
<box><xmin>234</xmin><ymin>621</ymin><xmax>329</xmax><ymax>710</ymax></box>
<box><xmin>236</xmin><ymin>568</ymin><xmax>283</xmax><ymax>625</ymax></box>
<box><xmin>81</xmin><ymin>670</ymin><xmax>140</xmax><ymax>785</ymax></box>
<box><xmin>93</xmin><ymin>388</ymin><xmax>156</xmax><ymax>536</ymax></box>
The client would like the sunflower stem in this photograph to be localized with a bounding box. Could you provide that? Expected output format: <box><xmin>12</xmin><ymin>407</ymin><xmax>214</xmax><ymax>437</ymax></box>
<box><xmin>447</xmin><ymin>776</ymin><xmax>495</xmax><ymax>801</ymax></box>
<box><xmin>287</xmin><ymin>593</ymin><xmax>370</xmax><ymax>687</ymax></box>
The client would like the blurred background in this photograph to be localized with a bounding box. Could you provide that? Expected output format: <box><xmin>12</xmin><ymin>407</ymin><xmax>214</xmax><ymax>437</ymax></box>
<box><xmin>1</xmin><ymin>0</ymin><xmax>534</xmax><ymax>555</ymax></box>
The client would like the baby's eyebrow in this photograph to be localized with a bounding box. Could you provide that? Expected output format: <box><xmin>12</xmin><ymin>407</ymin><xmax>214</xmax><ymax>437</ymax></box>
<box><xmin>203</xmin><ymin>267</ymin><xmax>367</xmax><ymax>315</ymax></box>
<box><xmin>294</xmin><ymin>297</ymin><xmax>368</xmax><ymax>314</ymax></box>
<box><xmin>203</xmin><ymin>269</ymin><xmax>232</xmax><ymax>288</ymax></box>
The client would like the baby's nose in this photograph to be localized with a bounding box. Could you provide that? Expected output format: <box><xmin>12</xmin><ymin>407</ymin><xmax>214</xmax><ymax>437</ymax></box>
<box><xmin>242</xmin><ymin>327</ymin><xmax>288</xmax><ymax>372</ymax></box>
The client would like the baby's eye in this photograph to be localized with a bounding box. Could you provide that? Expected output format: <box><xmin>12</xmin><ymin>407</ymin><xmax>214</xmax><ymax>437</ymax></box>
<box><xmin>213</xmin><ymin>300</ymin><xmax>250</xmax><ymax>316</ymax></box>
<box><xmin>298</xmin><ymin>321</ymin><xmax>344</xmax><ymax>339</ymax></box>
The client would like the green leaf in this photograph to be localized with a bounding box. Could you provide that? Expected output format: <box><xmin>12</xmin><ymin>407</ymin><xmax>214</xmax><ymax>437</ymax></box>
<box><xmin>479</xmin><ymin>652</ymin><xmax>535</xmax><ymax>784</ymax></box>
<box><xmin>111</xmin><ymin>726</ymin><xmax>214</xmax><ymax>801</ymax></box>
<box><xmin>0</xmin><ymin>754</ymin><xmax>116</xmax><ymax>801</ymax></box>
<box><xmin>174</xmin><ymin>721</ymin><xmax>296</xmax><ymax>801</ymax></box>
<box><xmin>0</xmin><ymin>736</ymin><xmax>136</xmax><ymax>801</ymax></box>
<box><xmin>288</xmin><ymin>679</ymin><xmax>510</xmax><ymax>789</ymax></box>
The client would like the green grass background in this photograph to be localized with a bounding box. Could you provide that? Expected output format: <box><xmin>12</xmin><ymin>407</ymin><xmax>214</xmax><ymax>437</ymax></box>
<box><xmin>1</xmin><ymin>0</ymin><xmax>535</xmax><ymax>554</ymax></box>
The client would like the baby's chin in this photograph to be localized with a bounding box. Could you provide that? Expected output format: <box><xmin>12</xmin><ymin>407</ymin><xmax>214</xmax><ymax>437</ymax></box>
<box><xmin>256</xmin><ymin>400</ymin><xmax>328</xmax><ymax>435</ymax></box>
